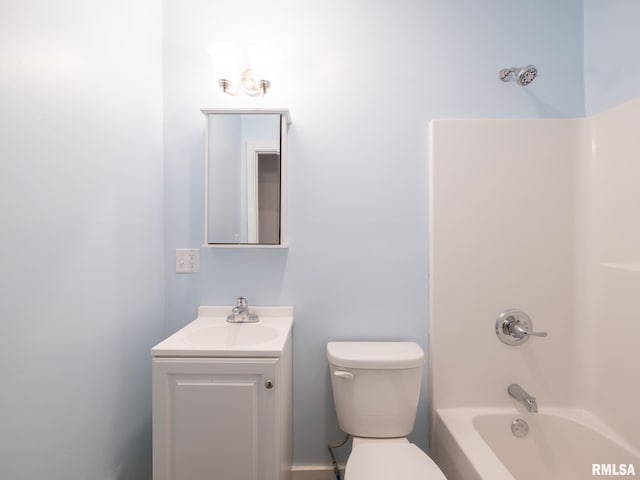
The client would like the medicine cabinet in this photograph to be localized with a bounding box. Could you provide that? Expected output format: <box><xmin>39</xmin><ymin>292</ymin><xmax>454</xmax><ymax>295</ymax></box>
<box><xmin>202</xmin><ymin>108</ymin><xmax>291</xmax><ymax>247</ymax></box>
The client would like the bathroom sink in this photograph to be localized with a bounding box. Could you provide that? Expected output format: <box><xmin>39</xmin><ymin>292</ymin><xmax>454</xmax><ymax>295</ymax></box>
<box><xmin>183</xmin><ymin>323</ymin><xmax>280</xmax><ymax>347</ymax></box>
<box><xmin>151</xmin><ymin>306</ymin><xmax>293</xmax><ymax>358</ymax></box>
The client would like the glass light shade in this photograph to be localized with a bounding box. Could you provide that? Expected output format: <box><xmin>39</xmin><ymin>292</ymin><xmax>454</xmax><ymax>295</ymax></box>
<box><xmin>248</xmin><ymin>44</ymin><xmax>281</xmax><ymax>81</ymax></box>
<box><xmin>208</xmin><ymin>42</ymin><xmax>242</xmax><ymax>80</ymax></box>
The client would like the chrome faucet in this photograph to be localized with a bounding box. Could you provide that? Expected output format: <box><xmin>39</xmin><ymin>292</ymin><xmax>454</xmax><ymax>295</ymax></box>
<box><xmin>508</xmin><ymin>384</ymin><xmax>538</xmax><ymax>413</ymax></box>
<box><xmin>226</xmin><ymin>297</ymin><xmax>259</xmax><ymax>323</ymax></box>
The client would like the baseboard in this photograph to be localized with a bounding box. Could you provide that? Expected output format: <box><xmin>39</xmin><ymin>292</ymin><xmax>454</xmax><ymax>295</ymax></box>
<box><xmin>291</xmin><ymin>465</ymin><xmax>344</xmax><ymax>480</ymax></box>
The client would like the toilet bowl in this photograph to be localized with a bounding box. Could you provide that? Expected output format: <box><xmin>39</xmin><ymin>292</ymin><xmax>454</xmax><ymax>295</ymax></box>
<box><xmin>327</xmin><ymin>342</ymin><xmax>447</xmax><ymax>480</ymax></box>
<box><xmin>347</xmin><ymin>438</ymin><xmax>447</xmax><ymax>480</ymax></box>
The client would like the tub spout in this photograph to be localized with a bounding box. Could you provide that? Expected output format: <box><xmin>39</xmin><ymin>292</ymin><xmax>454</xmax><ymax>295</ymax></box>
<box><xmin>508</xmin><ymin>384</ymin><xmax>538</xmax><ymax>413</ymax></box>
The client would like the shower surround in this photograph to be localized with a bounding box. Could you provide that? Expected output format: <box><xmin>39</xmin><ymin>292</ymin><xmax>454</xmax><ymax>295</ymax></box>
<box><xmin>428</xmin><ymin>97</ymin><xmax>640</xmax><ymax>477</ymax></box>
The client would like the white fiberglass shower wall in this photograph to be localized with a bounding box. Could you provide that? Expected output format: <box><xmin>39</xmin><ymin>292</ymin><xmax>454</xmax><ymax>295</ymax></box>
<box><xmin>429</xmin><ymin>96</ymin><xmax>640</xmax><ymax>449</ymax></box>
<box><xmin>574</xmin><ymin>98</ymin><xmax>640</xmax><ymax>448</ymax></box>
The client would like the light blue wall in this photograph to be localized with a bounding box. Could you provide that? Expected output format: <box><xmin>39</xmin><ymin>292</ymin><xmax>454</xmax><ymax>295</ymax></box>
<box><xmin>163</xmin><ymin>0</ymin><xmax>585</xmax><ymax>465</ymax></box>
<box><xmin>4</xmin><ymin>0</ymin><xmax>639</xmax><ymax>474</ymax></box>
<box><xmin>583</xmin><ymin>0</ymin><xmax>640</xmax><ymax>115</ymax></box>
<box><xmin>7</xmin><ymin>0</ymin><xmax>628</xmax><ymax>475</ymax></box>
<box><xmin>0</xmin><ymin>1</ymin><xmax>165</xmax><ymax>478</ymax></box>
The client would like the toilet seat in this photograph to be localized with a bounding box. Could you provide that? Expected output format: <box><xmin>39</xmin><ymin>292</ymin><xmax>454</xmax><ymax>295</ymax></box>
<box><xmin>345</xmin><ymin>439</ymin><xmax>447</xmax><ymax>480</ymax></box>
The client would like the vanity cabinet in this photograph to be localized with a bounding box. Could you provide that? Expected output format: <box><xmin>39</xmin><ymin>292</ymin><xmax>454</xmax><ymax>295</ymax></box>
<box><xmin>153</xmin><ymin>355</ymin><xmax>291</xmax><ymax>480</ymax></box>
<box><xmin>151</xmin><ymin>307</ymin><xmax>293</xmax><ymax>480</ymax></box>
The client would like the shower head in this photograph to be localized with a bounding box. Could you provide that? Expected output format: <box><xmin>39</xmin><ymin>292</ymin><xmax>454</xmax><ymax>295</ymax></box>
<box><xmin>499</xmin><ymin>65</ymin><xmax>538</xmax><ymax>86</ymax></box>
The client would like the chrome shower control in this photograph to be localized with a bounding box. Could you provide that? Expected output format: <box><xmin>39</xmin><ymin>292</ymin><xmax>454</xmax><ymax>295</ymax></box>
<box><xmin>495</xmin><ymin>309</ymin><xmax>548</xmax><ymax>346</ymax></box>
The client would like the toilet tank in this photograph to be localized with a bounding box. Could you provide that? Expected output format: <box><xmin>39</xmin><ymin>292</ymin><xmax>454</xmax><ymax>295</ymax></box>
<box><xmin>327</xmin><ymin>342</ymin><xmax>425</xmax><ymax>438</ymax></box>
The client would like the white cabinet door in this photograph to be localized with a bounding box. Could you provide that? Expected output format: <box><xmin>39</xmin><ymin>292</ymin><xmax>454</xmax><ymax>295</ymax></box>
<box><xmin>153</xmin><ymin>357</ymin><xmax>279</xmax><ymax>480</ymax></box>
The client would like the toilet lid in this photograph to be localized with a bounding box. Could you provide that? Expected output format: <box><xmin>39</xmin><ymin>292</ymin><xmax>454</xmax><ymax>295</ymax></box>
<box><xmin>345</xmin><ymin>442</ymin><xmax>447</xmax><ymax>480</ymax></box>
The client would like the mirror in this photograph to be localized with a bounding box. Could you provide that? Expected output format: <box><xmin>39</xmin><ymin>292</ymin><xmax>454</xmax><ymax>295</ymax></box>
<box><xmin>202</xmin><ymin>108</ymin><xmax>290</xmax><ymax>247</ymax></box>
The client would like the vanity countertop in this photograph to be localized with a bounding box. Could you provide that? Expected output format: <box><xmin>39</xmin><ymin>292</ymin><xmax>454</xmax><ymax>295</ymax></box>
<box><xmin>151</xmin><ymin>306</ymin><xmax>293</xmax><ymax>358</ymax></box>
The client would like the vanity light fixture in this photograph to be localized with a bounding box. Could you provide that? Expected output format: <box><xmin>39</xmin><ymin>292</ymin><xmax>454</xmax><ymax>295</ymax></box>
<box><xmin>208</xmin><ymin>43</ymin><xmax>281</xmax><ymax>97</ymax></box>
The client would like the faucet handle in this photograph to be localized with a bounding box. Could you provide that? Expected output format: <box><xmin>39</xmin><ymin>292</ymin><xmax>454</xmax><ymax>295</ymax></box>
<box><xmin>228</xmin><ymin>297</ymin><xmax>259</xmax><ymax>323</ymax></box>
<box><xmin>496</xmin><ymin>309</ymin><xmax>547</xmax><ymax>346</ymax></box>
<box><xmin>513</xmin><ymin>323</ymin><xmax>547</xmax><ymax>338</ymax></box>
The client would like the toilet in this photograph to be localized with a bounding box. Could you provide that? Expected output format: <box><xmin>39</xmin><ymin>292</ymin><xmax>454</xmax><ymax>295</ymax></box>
<box><xmin>327</xmin><ymin>341</ymin><xmax>447</xmax><ymax>480</ymax></box>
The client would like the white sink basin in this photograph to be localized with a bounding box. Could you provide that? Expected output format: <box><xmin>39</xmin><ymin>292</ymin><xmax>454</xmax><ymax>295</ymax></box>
<box><xmin>183</xmin><ymin>323</ymin><xmax>280</xmax><ymax>347</ymax></box>
<box><xmin>151</xmin><ymin>306</ymin><xmax>293</xmax><ymax>358</ymax></box>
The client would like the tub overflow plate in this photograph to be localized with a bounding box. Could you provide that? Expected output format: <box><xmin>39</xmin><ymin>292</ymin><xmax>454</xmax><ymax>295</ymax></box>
<box><xmin>511</xmin><ymin>418</ymin><xmax>529</xmax><ymax>438</ymax></box>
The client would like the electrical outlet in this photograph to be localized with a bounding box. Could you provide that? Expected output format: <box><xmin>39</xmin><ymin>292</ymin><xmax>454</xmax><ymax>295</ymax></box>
<box><xmin>175</xmin><ymin>248</ymin><xmax>200</xmax><ymax>273</ymax></box>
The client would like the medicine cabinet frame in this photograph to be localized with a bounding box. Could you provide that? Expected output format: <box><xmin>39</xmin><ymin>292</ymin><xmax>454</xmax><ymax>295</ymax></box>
<box><xmin>202</xmin><ymin>108</ymin><xmax>291</xmax><ymax>248</ymax></box>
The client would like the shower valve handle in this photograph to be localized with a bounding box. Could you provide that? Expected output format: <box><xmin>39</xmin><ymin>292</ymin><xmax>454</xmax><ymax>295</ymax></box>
<box><xmin>495</xmin><ymin>309</ymin><xmax>548</xmax><ymax>346</ymax></box>
<box><xmin>512</xmin><ymin>323</ymin><xmax>547</xmax><ymax>338</ymax></box>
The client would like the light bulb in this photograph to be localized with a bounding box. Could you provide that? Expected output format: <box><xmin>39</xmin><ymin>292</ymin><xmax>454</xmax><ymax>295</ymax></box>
<box><xmin>248</xmin><ymin>44</ymin><xmax>281</xmax><ymax>82</ymax></box>
<box><xmin>208</xmin><ymin>42</ymin><xmax>242</xmax><ymax>82</ymax></box>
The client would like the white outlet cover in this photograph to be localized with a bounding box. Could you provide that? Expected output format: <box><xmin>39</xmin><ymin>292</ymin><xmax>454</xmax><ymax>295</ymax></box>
<box><xmin>175</xmin><ymin>248</ymin><xmax>200</xmax><ymax>273</ymax></box>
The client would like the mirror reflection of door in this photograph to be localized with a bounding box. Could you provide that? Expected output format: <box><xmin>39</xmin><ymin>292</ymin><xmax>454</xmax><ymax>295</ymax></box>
<box><xmin>247</xmin><ymin>142</ymin><xmax>280</xmax><ymax>244</ymax></box>
<box><xmin>257</xmin><ymin>153</ymin><xmax>280</xmax><ymax>244</ymax></box>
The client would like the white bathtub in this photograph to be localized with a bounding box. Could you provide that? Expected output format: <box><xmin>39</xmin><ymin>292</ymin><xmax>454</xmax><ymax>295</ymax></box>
<box><xmin>432</xmin><ymin>408</ymin><xmax>640</xmax><ymax>480</ymax></box>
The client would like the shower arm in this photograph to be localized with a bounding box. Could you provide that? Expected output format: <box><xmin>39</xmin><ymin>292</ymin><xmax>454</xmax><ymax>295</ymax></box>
<box><xmin>499</xmin><ymin>67</ymin><xmax>517</xmax><ymax>81</ymax></box>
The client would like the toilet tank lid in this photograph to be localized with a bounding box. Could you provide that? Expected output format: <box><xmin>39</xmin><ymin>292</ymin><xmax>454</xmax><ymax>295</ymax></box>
<box><xmin>327</xmin><ymin>342</ymin><xmax>425</xmax><ymax>369</ymax></box>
